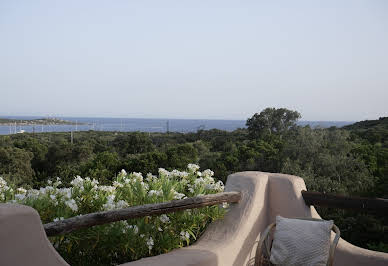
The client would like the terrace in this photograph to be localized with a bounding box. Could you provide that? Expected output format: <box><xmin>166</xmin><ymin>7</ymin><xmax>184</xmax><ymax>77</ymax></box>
<box><xmin>1</xmin><ymin>172</ymin><xmax>387</xmax><ymax>265</ymax></box>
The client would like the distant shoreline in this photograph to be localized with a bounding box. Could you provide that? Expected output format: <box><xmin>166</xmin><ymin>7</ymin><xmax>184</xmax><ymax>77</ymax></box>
<box><xmin>0</xmin><ymin>116</ymin><xmax>356</xmax><ymax>136</ymax></box>
<box><xmin>0</xmin><ymin>118</ymin><xmax>85</xmax><ymax>126</ymax></box>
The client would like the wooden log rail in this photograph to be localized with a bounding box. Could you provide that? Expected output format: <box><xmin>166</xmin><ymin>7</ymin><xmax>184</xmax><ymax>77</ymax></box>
<box><xmin>44</xmin><ymin>191</ymin><xmax>241</xmax><ymax>237</ymax></box>
<box><xmin>302</xmin><ymin>190</ymin><xmax>388</xmax><ymax>213</ymax></box>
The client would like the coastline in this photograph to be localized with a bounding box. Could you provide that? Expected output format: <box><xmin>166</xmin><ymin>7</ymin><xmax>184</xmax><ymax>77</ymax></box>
<box><xmin>0</xmin><ymin>118</ymin><xmax>86</xmax><ymax>126</ymax></box>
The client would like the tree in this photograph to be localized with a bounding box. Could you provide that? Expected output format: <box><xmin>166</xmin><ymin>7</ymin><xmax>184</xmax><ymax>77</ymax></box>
<box><xmin>13</xmin><ymin>137</ymin><xmax>49</xmax><ymax>177</ymax></box>
<box><xmin>246</xmin><ymin>107</ymin><xmax>301</xmax><ymax>138</ymax></box>
<box><xmin>84</xmin><ymin>151</ymin><xmax>120</xmax><ymax>182</ymax></box>
<box><xmin>112</xmin><ymin>133</ymin><xmax>155</xmax><ymax>157</ymax></box>
<box><xmin>0</xmin><ymin>147</ymin><xmax>35</xmax><ymax>185</ymax></box>
<box><xmin>165</xmin><ymin>143</ymin><xmax>198</xmax><ymax>170</ymax></box>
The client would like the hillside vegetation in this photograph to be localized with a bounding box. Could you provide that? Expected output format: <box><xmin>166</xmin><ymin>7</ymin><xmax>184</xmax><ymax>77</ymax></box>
<box><xmin>0</xmin><ymin>108</ymin><xmax>387</xmax><ymax>252</ymax></box>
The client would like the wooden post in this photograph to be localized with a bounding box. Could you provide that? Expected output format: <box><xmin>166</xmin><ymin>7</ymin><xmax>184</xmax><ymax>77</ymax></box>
<box><xmin>44</xmin><ymin>191</ymin><xmax>241</xmax><ymax>237</ymax></box>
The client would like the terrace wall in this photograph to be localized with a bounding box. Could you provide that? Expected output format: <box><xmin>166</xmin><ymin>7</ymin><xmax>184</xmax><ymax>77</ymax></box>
<box><xmin>1</xmin><ymin>172</ymin><xmax>387</xmax><ymax>266</ymax></box>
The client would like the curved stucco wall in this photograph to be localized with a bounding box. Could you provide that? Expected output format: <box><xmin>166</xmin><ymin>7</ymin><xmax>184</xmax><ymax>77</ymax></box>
<box><xmin>124</xmin><ymin>172</ymin><xmax>388</xmax><ymax>266</ymax></box>
<box><xmin>0</xmin><ymin>172</ymin><xmax>387</xmax><ymax>266</ymax></box>
<box><xmin>0</xmin><ymin>203</ymin><xmax>69</xmax><ymax>266</ymax></box>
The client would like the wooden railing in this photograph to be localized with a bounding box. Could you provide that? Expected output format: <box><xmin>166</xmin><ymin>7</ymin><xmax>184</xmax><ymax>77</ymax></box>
<box><xmin>43</xmin><ymin>189</ymin><xmax>387</xmax><ymax>237</ymax></box>
<box><xmin>302</xmin><ymin>190</ymin><xmax>388</xmax><ymax>214</ymax></box>
<box><xmin>44</xmin><ymin>191</ymin><xmax>241</xmax><ymax>237</ymax></box>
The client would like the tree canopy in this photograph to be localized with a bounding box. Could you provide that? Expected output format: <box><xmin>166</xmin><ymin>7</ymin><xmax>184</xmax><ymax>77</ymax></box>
<box><xmin>246</xmin><ymin>107</ymin><xmax>301</xmax><ymax>138</ymax></box>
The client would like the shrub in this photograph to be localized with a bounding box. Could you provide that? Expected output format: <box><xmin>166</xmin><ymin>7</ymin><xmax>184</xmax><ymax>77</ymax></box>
<box><xmin>0</xmin><ymin>164</ymin><xmax>226</xmax><ymax>266</ymax></box>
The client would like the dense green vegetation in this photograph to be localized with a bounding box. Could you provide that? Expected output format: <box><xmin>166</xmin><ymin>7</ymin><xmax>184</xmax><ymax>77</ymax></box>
<box><xmin>0</xmin><ymin>166</ymin><xmax>225</xmax><ymax>265</ymax></box>
<box><xmin>0</xmin><ymin>108</ymin><xmax>387</xmax><ymax>252</ymax></box>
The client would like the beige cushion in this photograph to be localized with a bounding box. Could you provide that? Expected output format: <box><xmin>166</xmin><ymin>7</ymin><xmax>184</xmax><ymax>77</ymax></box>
<box><xmin>270</xmin><ymin>216</ymin><xmax>333</xmax><ymax>266</ymax></box>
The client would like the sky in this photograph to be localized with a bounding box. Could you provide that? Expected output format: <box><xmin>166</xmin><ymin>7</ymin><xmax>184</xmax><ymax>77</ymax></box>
<box><xmin>0</xmin><ymin>0</ymin><xmax>387</xmax><ymax>121</ymax></box>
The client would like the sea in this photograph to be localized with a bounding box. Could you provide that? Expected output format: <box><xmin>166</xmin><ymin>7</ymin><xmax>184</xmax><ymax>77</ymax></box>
<box><xmin>0</xmin><ymin>116</ymin><xmax>353</xmax><ymax>135</ymax></box>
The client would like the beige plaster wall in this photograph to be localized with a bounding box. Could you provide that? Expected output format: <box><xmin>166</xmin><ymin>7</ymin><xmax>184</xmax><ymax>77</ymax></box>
<box><xmin>0</xmin><ymin>203</ymin><xmax>69</xmax><ymax>266</ymax></box>
<box><xmin>124</xmin><ymin>172</ymin><xmax>388</xmax><ymax>266</ymax></box>
<box><xmin>1</xmin><ymin>172</ymin><xmax>387</xmax><ymax>266</ymax></box>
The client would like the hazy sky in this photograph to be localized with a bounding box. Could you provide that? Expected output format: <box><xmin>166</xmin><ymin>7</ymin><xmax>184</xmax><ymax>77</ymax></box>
<box><xmin>1</xmin><ymin>0</ymin><xmax>387</xmax><ymax>121</ymax></box>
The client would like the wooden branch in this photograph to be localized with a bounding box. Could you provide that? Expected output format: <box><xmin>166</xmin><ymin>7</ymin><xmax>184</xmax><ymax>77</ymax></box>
<box><xmin>302</xmin><ymin>190</ymin><xmax>388</xmax><ymax>213</ymax></box>
<box><xmin>44</xmin><ymin>191</ymin><xmax>241</xmax><ymax>237</ymax></box>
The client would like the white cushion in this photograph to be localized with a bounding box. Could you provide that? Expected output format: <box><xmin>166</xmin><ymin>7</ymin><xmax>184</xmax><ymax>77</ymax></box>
<box><xmin>270</xmin><ymin>216</ymin><xmax>333</xmax><ymax>266</ymax></box>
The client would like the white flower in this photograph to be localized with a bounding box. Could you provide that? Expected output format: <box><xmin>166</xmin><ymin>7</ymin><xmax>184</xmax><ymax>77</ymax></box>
<box><xmin>0</xmin><ymin>177</ymin><xmax>7</xmax><ymax>187</ymax></box>
<box><xmin>99</xmin><ymin>186</ymin><xmax>116</xmax><ymax>193</ymax></box>
<box><xmin>180</xmin><ymin>171</ymin><xmax>189</xmax><ymax>178</ymax></box>
<box><xmin>159</xmin><ymin>214</ymin><xmax>170</xmax><ymax>223</ymax></box>
<box><xmin>173</xmin><ymin>191</ymin><xmax>186</xmax><ymax>200</ymax></box>
<box><xmin>158</xmin><ymin>226</ymin><xmax>163</xmax><ymax>232</ymax></box>
<box><xmin>108</xmin><ymin>195</ymin><xmax>115</xmax><ymax>201</ymax></box>
<box><xmin>15</xmin><ymin>193</ymin><xmax>26</xmax><ymax>201</ymax></box>
<box><xmin>102</xmin><ymin>195</ymin><xmax>116</xmax><ymax>210</ymax></box>
<box><xmin>146</xmin><ymin>237</ymin><xmax>154</xmax><ymax>250</ymax></box>
<box><xmin>40</xmin><ymin>186</ymin><xmax>54</xmax><ymax>195</ymax></box>
<box><xmin>194</xmin><ymin>177</ymin><xmax>205</xmax><ymax>188</ymax></box>
<box><xmin>187</xmin><ymin>163</ymin><xmax>200</xmax><ymax>172</ymax></box>
<box><xmin>140</xmin><ymin>182</ymin><xmax>149</xmax><ymax>190</ymax></box>
<box><xmin>16</xmin><ymin>187</ymin><xmax>27</xmax><ymax>194</ymax></box>
<box><xmin>120</xmin><ymin>220</ymin><xmax>129</xmax><ymax>227</ymax></box>
<box><xmin>91</xmin><ymin>179</ymin><xmax>99</xmax><ymax>186</ymax></box>
<box><xmin>205</xmin><ymin>184</ymin><xmax>213</xmax><ymax>190</ymax></box>
<box><xmin>26</xmin><ymin>189</ymin><xmax>40</xmax><ymax>200</ymax></box>
<box><xmin>133</xmin><ymin>225</ymin><xmax>139</xmax><ymax>234</ymax></box>
<box><xmin>70</xmin><ymin>176</ymin><xmax>84</xmax><ymax>187</ymax></box>
<box><xmin>131</xmin><ymin>172</ymin><xmax>143</xmax><ymax>182</ymax></box>
<box><xmin>214</xmin><ymin>180</ymin><xmax>225</xmax><ymax>191</ymax></box>
<box><xmin>65</xmin><ymin>199</ymin><xmax>78</xmax><ymax>212</ymax></box>
<box><xmin>116</xmin><ymin>200</ymin><xmax>128</xmax><ymax>209</ymax></box>
<box><xmin>53</xmin><ymin>217</ymin><xmax>65</xmax><ymax>222</ymax></box>
<box><xmin>197</xmin><ymin>172</ymin><xmax>202</xmax><ymax>177</ymax></box>
<box><xmin>50</xmin><ymin>194</ymin><xmax>58</xmax><ymax>205</ymax></box>
<box><xmin>146</xmin><ymin>173</ymin><xmax>153</xmax><ymax>182</ymax></box>
<box><xmin>171</xmin><ymin>169</ymin><xmax>189</xmax><ymax>178</ymax></box>
<box><xmin>113</xmin><ymin>181</ymin><xmax>124</xmax><ymax>188</ymax></box>
<box><xmin>188</xmin><ymin>187</ymin><xmax>194</xmax><ymax>193</ymax></box>
<box><xmin>203</xmin><ymin>169</ymin><xmax>214</xmax><ymax>177</ymax></box>
<box><xmin>120</xmin><ymin>169</ymin><xmax>127</xmax><ymax>176</ymax></box>
<box><xmin>58</xmin><ymin>188</ymin><xmax>72</xmax><ymax>199</ymax></box>
<box><xmin>158</xmin><ymin>168</ymin><xmax>170</xmax><ymax>177</ymax></box>
<box><xmin>222</xmin><ymin>202</ymin><xmax>229</xmax><ymax>209</ymax></box>
<box><xmin>180</xmin><ymin>231</ymin><xmax>190</xmax><ymax>240</ymax></box>
<box><xmin>204</xmin><ymin>176</ymin><xmax>215</xmax><ymax>184</ymax></box>
<box><xmin>140</xmin><ymin>234</ymin><xmax>145</xmax><ymax>238</ymax></box>
<box><xmin>148</xmin><ymin>190</ymin><xmax>163</xmax><ymax>197</ymax></box>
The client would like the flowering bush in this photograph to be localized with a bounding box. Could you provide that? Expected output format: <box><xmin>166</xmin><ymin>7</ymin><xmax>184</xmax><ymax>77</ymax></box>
<box><xmin>0</xmin><ymin>164</ymin><xmax>227</xmax><ymax>266</ymax></box>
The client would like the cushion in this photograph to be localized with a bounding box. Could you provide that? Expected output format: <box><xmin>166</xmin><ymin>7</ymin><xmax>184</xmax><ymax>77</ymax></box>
<box><xmin>270</xmin><ymin>216</ymin><xmax>333</xmax><ymax>266</ymax></box>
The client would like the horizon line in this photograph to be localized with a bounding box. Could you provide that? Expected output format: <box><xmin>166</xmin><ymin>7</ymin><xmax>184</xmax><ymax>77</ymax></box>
<box><xmin>0</xmin><ymin>114</ymin><xmax>360</xmax><ymax>123</ymax></box>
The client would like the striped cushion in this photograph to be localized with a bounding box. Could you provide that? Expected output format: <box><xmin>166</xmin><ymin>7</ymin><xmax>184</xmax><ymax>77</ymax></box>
<box><xmin>270</xmin><ymin>216</ymin><xmax>333</xmax><ymax>266</ymax></box>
